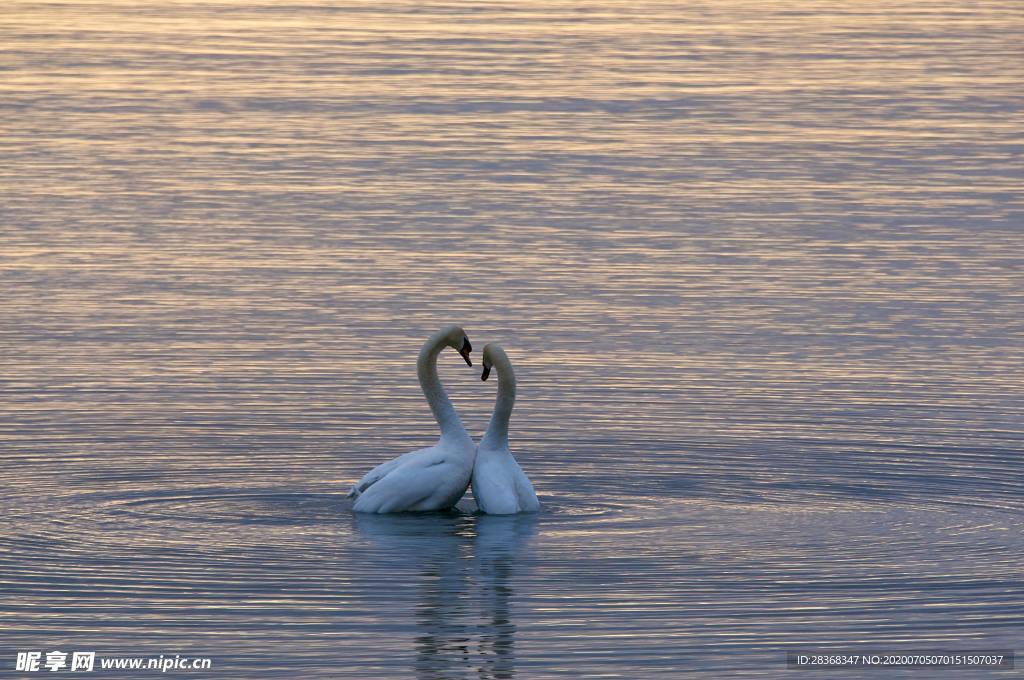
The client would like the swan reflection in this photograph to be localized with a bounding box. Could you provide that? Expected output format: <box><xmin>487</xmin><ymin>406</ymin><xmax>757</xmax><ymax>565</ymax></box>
<box><xmin>351</xmin><ymin>510</ymin><xmax>537</xmax><ymax>679</ymax></box>
<box><xmin>474</xmin><ymin>514</ymin><xmax>537</xmax><ymax>679</ymax></box>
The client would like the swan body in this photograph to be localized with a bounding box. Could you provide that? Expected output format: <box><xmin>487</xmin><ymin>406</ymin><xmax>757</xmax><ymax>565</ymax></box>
<box><xmin>471</xmin><ymin>344</ymin><xmax>540</xmax><ymax>514</ymax></box>
<box><xmin>348</xmin><ymin>325</ymin><xmax>476</xmax><ymax>513</ymax></box>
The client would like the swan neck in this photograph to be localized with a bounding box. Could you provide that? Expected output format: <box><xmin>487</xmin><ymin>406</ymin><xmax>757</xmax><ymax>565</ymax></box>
<box><xmin>484</xmin><ymin>352</ymin><xmax>516</xmax><ymax>445</ymax></box>
<box><xmin>417</xmin><ymin>329</ymin><xmax>466</xmax><ymax>440</ymax></box>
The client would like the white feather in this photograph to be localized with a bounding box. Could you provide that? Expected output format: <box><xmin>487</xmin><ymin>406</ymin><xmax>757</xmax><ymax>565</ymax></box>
<box><xmin>349</xmin><ymin>325</ymin><xmax>476</xmax><ymax>513</ymax></box>
<box><xmin>471</xmin><ymin>344</ymin><xmax>540</xmax><ymax>514</ymax></box>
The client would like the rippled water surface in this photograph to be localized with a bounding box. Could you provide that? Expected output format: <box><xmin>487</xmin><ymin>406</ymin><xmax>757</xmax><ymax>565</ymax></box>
<box><xmin>2</xmin><ymin>0</ymin><xmax>1022</xmax><ymax>677</ymax></box>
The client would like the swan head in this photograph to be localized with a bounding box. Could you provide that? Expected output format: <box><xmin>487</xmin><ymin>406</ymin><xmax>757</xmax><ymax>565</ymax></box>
<box><xmin>440</xmin><ymin>324</ymin><xmax>473</xmax><ymax>366</ymax></box>
<box><xmin>480</xmin><ymin>343</ymin><xmax>505</xmax><ymax>381</ymax></box>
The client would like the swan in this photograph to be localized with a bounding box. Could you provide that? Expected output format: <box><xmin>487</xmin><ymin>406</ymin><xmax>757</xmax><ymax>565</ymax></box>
<box><xmin>348</xmin><ymin>325</ymin><xmax>476</xmax><ymax>513</ymax></box>
<box><xmin>471</xmin><ymin>344</ymin><xmax>540</xmax><ymax>514</ymax></box>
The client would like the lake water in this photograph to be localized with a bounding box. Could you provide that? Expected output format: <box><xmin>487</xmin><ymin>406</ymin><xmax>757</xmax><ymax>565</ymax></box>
<box><xmin>1</xmin><ymin>0</ymin><xmax>1022</xmax><ymax>677</ymax></box>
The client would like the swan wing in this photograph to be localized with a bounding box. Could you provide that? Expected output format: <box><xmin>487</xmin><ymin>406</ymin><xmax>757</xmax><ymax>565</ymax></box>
<box><xmin>472</xmin><ymin>453</ymin><xmax>520</xmax><ymax>514</ymax></box>
<box><xmin>347</xmin><ymin>448</ymin><xmax>425</xmax><ymax>498</ymax></box>
<box><xmin>352</xmin><ymin>452</ymin><xmax>465</xmax><ymax>513</ymax></box>
<box><xmin>473</xmin><ymin>448</ymin><xmax>540</xmax><ymax>514</ymax></box>
<box><xmin>512</xmin><ymin>461</ymin><xmax>540</xmax><ymax>512</ymax></box>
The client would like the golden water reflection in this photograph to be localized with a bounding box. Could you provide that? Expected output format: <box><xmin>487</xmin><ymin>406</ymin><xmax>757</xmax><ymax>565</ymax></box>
<box><xmin>1</xmin><ymin>0</ymin><xmax>1022</xmax><ymax>677</ymax></box>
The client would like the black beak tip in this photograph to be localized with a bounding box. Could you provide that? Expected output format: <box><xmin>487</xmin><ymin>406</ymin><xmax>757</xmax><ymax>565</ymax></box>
<box><xmin>462</xmin><ymin>352</ymin><xmax>473</xmax><ymax>367</ymax></box>
<box><xmin>481</xmin><ymin>365</ymin><xmax>491</xmax><ymax>381</ymax></box>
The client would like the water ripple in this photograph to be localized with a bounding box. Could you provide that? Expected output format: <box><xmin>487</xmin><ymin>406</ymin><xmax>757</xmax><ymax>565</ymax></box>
<box><xmin>2</xmin><ymin>0</ymin><xmax>1022</xmax><ymax>676</ymax></box>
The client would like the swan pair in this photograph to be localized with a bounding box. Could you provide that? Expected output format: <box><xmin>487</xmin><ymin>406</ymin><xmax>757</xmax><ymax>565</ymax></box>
<box><xmin>347</xmin><ymin>325</ymin><xmax>539</xmax><ymax>515</ymax></box>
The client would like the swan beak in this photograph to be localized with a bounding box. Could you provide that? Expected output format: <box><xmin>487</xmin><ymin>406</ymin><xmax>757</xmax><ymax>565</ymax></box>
<box><xmin>481</xmin><ymin>364</ymin><xmax>491</xmax><ymax>381</ymax></box>
<box><xmin>459</xmin><ymin>338</ymin><xmax>473</xmax><ymax>366</ymax></box>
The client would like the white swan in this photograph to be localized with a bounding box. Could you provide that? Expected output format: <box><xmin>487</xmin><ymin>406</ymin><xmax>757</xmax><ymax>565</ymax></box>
<box><xmin>471</xmin><ymin>344</ymin><xmax>540</xmax><ymax>514</ymax></box>
<box><xmin>348</xmin><ymin>325</ymin><xmax>476</xmax><ymax>513</ymax></box>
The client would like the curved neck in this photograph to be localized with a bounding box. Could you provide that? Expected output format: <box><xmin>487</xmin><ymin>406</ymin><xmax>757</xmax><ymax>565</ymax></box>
<box><xmin>417</xmin><ymin>329</ymin><xmax>467</xmax><ymax>440</ymax></box>
<box><xmin>483</xmin><ymin>352</ymin><xmax>516</xmax><ymax>445</ymax></box>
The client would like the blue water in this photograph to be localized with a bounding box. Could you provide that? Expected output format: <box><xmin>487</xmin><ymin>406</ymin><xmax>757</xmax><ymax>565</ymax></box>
<box><xmin>1</xmin><ymin>0</ymin><xmax>1022</xmax><ymax>677</ymax></box>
